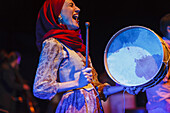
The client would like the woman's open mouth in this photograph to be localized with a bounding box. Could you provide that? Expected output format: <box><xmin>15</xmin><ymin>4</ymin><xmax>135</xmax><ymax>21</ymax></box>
<box><xmin>73</xmin><ymin>14</ymin><xmax>79</xmax><ymax>22</ymax></box>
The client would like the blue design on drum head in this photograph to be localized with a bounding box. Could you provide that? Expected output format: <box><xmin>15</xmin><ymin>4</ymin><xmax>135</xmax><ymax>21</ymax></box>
<box><xmin>105</xmin><ymin>26</ymin><xmax>163</xmax><ymax>86</ymax></box>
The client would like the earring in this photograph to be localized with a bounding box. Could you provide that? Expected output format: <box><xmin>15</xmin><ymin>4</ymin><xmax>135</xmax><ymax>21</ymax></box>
<box><xmin>58</xmin><ymin>15</ymin><xmax>63</xmax><ymax>25</ymax></box>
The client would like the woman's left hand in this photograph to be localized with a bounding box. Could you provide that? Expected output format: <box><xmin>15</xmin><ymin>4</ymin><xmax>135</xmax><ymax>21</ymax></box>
<box><xmin>125</xmin><ymin>86</ymin><xmax>142</xmax><ymax>95</ymax></box>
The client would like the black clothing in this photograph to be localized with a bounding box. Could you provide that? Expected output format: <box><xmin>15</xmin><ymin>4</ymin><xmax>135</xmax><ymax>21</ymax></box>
<box><xmin>0</xmin><ymin>63</ymin><xmax>24</xmax><ymax>113</ymax></box>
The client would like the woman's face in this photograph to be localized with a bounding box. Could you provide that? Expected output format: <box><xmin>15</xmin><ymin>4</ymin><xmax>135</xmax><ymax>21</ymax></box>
<box><xmin>60</xmin><ymin>0</ymin><xmax>80</xmax><ymax>30</ymax></box>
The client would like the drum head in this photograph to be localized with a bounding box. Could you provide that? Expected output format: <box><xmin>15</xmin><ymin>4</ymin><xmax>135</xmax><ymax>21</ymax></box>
<box><xmin>104</xmin><ymin>26</ymin><xmax>164</xmax><ymax>87</ymax></box>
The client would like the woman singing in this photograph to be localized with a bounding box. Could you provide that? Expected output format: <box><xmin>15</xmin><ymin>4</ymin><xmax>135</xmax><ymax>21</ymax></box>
<box><xmin>33</xmin><ymin>0</ymin><xmax>127</xmax><ymax>112</ymax></box>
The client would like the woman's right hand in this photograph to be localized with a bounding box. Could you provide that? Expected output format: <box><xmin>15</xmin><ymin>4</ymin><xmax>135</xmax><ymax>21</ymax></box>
<box><xmin>77</xmin><ymin>67</ymin><xmax>92</xmax><ymax>88</ymax></box>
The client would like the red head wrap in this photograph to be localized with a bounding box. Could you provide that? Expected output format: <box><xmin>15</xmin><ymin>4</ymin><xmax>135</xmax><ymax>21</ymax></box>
<box><xmin>36</xmin><ymin>0</ymin><xmax>86</xmax><ymax>55</ymax></box>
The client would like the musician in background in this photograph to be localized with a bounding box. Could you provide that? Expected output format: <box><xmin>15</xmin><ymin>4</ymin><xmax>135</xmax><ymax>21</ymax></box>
<box><xmin>128</xmin><ymin>14</ymin><xmax>170</xmax><ymax>113</ymax></box>
<box><xmin>0</xmin><ymin>51</ymin><xmax>30</xmax><ymax>113</ymax></box>
<box><xmin>0</xmin><ymin>50</ymin><xmax>9</xmax><ymax>113</ymax></box>
<box><xmin>144</xmin><ymin>13</ymin><xmax>170</xmax><ymax>113</ymax></box>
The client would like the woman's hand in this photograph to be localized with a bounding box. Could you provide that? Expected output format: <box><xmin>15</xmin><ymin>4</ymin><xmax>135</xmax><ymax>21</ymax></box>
<box><xmin>125</xmin><ymin>86</ymin><xmax>143</xmax><ymax>95</ymax></box>
<box><xmin>77</xmin><ymin>67</ymin><xmax>92</xmax><ymax>88</ymax></box>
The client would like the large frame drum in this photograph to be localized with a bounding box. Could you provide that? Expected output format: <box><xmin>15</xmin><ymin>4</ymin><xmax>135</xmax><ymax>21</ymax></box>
<box><xmin>104</xmin><ymin>26</ymin><xmax>169</xmax><ymax>89</ymax></box>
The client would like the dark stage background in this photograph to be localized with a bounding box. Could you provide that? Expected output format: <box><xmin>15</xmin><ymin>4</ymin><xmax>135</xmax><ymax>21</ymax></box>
<box><xmin>0</xmin><ymin>0</ymin><xmax>170</xmax><ymax>112</ymax></box>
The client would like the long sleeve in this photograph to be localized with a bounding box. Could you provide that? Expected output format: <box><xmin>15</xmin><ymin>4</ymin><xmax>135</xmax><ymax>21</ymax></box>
<box><xmin>33</xmin><ymin>38</ymin><xmax>64</xmax><ymax>100</ymax></box>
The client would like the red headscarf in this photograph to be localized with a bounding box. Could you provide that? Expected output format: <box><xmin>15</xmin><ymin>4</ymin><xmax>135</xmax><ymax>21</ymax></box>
<box><xmin>36</xmin><ymin>0</ymin><xmax>86</xmax><ymax>55</ymax></box>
